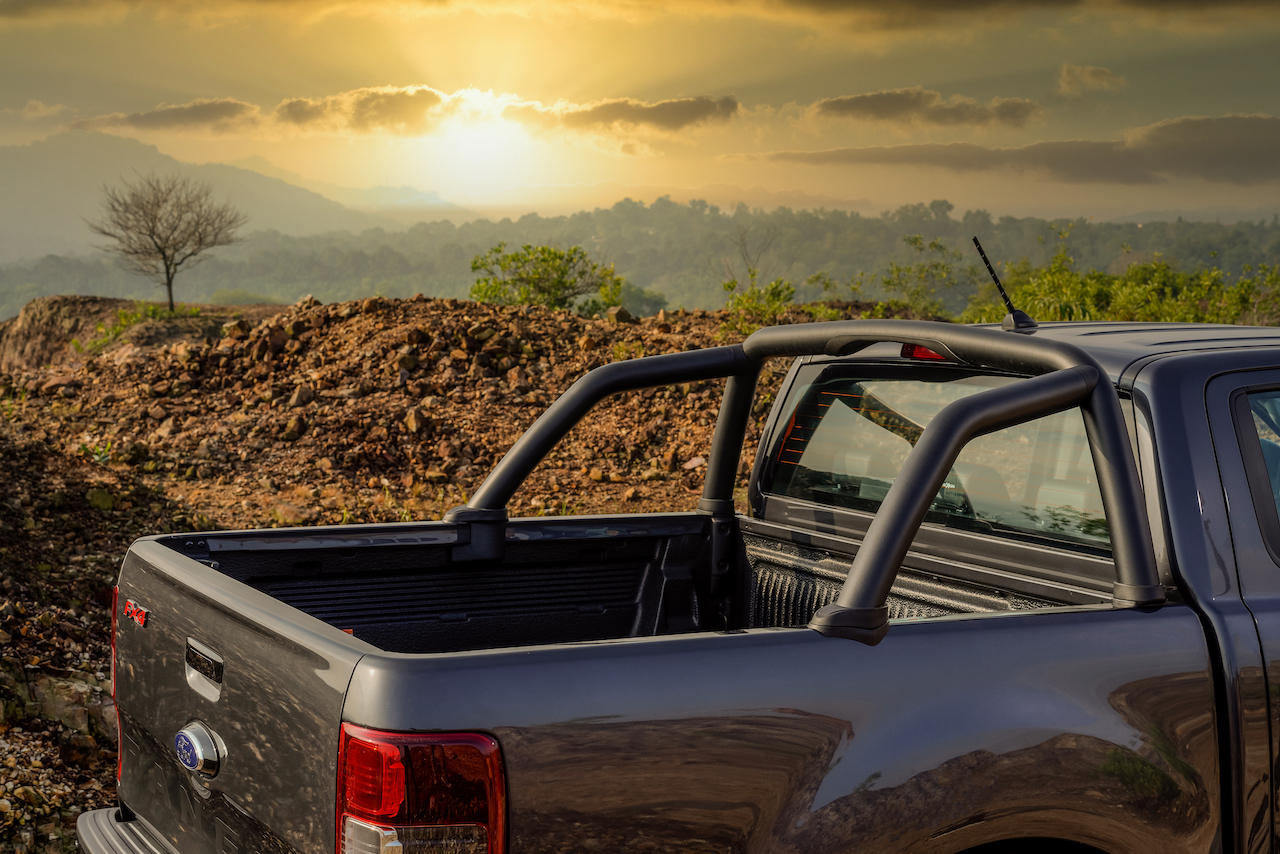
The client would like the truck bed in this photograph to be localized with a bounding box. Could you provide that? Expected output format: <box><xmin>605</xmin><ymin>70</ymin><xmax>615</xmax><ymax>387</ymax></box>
<box><xmin>160</xmin><ymin>513</ymin><xmax>1097</xmax><ymax>658</ymax></box>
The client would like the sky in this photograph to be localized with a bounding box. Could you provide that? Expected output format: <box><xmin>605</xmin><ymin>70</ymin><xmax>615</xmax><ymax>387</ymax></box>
<box><xmin>2</xmin><ymin>0</ymin><xmax>1280</xmax><ymax>220</ymax></box>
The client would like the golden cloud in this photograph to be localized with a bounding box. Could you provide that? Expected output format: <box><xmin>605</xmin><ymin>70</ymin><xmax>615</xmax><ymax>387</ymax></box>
<box><xmin>755</xmin><ymin>114</ymin><xmax>1280</xmax><ymax>185</ymax></box>
<box><xmin>1055</xmin><ymin>64</ymin><xmax>1127</xmax><ymax>98</ymax></box>
<box><xmin>5</xmin><ymin>0</ymin><xmax>1276</xmax><ymax>31</ymax></box>
<box><xmin>814</xmin><ymin>88</ymin><xmax>1043</xmax><ymax>128</ymax></box>
<box><xmin>506</xmin><ymin>95</ymin><xmax>739</xmax><ymax>133</ymax></box>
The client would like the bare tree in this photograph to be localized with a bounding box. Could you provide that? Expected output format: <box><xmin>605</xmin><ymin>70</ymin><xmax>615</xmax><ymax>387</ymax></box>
<box><xmin>714</xmin><ymin>224</ymin><xmax>779</xmax><ymax>284</ymax></box>
<box><xmin>88</xmin><ymin>173</ymin><xmax>248</xmax><ymax>312</ymax></box>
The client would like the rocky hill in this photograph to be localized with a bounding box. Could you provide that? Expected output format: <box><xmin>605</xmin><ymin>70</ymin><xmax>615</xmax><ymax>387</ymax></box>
<box><xmin>0</xmin><ymin>292</ymin><xmax>878</xmax><ymax>851</ymax></box>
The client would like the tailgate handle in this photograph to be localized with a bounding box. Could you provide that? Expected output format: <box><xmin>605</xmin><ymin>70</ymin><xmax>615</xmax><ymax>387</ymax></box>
<box><xmin>186</xmin><ymin>638</ymin><xmax>224</xmax><ymax>684</ymax></box>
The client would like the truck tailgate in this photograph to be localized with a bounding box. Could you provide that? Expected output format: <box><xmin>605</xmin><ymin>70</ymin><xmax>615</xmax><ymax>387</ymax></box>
<box><xmin>114</xmin><ymin>538</ymin><xmax>378</xmax><ymax>854</ymax></box>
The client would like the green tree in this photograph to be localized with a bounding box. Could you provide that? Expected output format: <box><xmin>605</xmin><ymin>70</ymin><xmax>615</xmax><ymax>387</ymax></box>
<box><xmin>880</xmin><ymin>235</ymin><xmax>972</xmax><ymax>317</ymax></box>
<box><xmin>470</xmin><ymin>243</ymin><xmax>625</xmax><ymax>310</ymax></box>
<box><xmin>721</xmin><ymin>268</ymin><xmax>796</xmax><ymax>337</ymax></box>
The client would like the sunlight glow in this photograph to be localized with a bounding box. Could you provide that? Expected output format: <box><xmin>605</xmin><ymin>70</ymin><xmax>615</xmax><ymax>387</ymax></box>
<box><xmin>415</xmin><ymin>114</ymin><xmax>543</xmax><ymax>200</ymax></box>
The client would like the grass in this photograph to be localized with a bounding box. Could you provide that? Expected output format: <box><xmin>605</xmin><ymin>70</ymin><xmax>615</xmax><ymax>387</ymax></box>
<box><xmin>71</xmin><ymin>303</ymin><xmax>201</xmax><ymax>354</ymax></box>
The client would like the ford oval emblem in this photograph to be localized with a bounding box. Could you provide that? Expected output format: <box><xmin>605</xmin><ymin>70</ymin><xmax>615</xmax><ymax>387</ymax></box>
<box><xmin>174</xmin><ymin>722</ymin><xmax>221</xmax><ymax>777</ymax></box>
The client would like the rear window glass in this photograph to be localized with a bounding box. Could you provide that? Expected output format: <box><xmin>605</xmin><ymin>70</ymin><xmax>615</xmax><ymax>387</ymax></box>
<box><xmin>765</xmin><ymin>367</ymin><xmax>1110</xmax><ymax>552</ymax></box>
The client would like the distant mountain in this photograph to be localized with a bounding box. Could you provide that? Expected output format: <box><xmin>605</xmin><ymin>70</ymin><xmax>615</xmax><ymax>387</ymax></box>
<box><xmin>0</xmin><ymin>131</ymin><xmax>400</xmax><ymax>265</ymax></box>
<box><xmin>228</xmin><ymin>155</ymin><xmax>471</xmax><ymax>225</ymax></box>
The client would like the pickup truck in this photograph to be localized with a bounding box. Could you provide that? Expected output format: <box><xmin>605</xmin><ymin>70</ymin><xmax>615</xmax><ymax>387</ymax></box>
<box><xmin>78</xmin><ymin>317</ymin><xmax>1280</xmax><ymax>854</ymax></box>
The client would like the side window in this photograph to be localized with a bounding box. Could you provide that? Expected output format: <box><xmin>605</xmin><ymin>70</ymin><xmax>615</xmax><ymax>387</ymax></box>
<box><xmin>1241</xmin><ymin>390</ymin><xmax>1280</xmax><ymax>521</ymax></box>
<box><xmin>765</xmin><ymin>368</ymin><xmax>1111</xmax><ymax>552</ymax></box>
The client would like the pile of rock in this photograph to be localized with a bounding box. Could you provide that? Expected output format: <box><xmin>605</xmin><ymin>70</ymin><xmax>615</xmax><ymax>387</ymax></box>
<box><xmin>2</xmin><ymin>295</ymin><xmax>867</xmax><ymax>531</ymax></box>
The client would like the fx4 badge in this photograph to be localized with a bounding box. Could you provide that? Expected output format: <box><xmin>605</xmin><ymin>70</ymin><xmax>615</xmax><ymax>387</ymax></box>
<box><xmin>123</xmin><ymin>599</ymin><xmax>149</xmax><ymax>627</ymax></box>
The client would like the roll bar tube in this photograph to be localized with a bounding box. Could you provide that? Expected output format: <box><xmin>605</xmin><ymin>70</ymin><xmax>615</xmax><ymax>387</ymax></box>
<box><xmin>448</xmin><ymin>320</ymin><xmax>1165</xmax><ymax>628</ymax></box>
<box><xmin>808</xmin><ymin>366</ymin><xmax>1101</xmax><ymax>644</ymax></box>
<box><xmin>447</xmin><ymin>345</ymin><xmax>752</xmax><ymax>519</ymax></box>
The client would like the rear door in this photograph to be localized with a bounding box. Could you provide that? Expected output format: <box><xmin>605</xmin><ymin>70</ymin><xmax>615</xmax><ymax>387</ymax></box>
<box><xmin>115</xmin><ymin>537</ymin><xmax>379</xmax><ymax>854</ymax></box>
<box><xmin>1205</xmin><ymin>364</ymin><xmax>1280</xmax><ymax>854</ymax></box>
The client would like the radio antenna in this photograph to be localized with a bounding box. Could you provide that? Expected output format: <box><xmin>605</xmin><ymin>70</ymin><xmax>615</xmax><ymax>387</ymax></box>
<box><xmin>972</xmin><ymin>236</ymin><xmax>1037</xmax><ymax>332</ymax></box>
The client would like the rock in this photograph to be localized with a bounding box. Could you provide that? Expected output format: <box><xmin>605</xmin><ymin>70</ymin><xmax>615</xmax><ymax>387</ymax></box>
<box><xmin>404</xmin><ymin>408</ymin><xmax>426</xmax><ymax>434</ymax></box>
<box><xmin>147</xmin><ymin>404</ymin><xmax>167</xmax><ymax>421</ymax></box>
<box><xmin>281</xmin><ymin>415</ymin><xmax>307</xmax><ymax>441</ymax></box>
<box><xmin>640</xmin><ymin>469</ymin><xmax>661</xmax><ymax>482</ymax></box>
<box><xmin>605</xmin><ymin>305</ymin><xmax>633</xmax><ymax>324</ymax></box>
<box><xmin>578</xmin><ymin>336</ymin><xmax>597</xmax><ymax>352</ymax></box>
<box><xmin>609</xmin><ymin>472</ymin><xmax>624</xmax><ymax>483</ymax></box>
<box><xmin>317</xmin><ymin>457</ymin><xmax>335</xmax><ymax>471</ymax></box>
<box><xmin>86</xmin><ymin>488</ymin><xmax>114</xmax><ymax>512</ymax></box>
<box><xmin>271</xmin><ymin>502</ymin><xmax>312</xmax><ymax>525</ymax></box>
<box><xmin>661</xmin><ymin>450</ymin><xmax>680</xmax><ymax>471</ymax></box>
<box><xmin>222</xmin><ymin>318</ymin><xmax>251</xmax><ymax>338</ymax></box>
<box><xmin>589</xmin><ymin>467</ymin><xmax>604</xmax><ymax>482</ymax></box>
<box><xmin>29</xmin><ymin>676</ymin><xmax>108</xmax><ymax>736</ymax></box>
<box><xmin>425</xmin><ymin>470</ymin><xmax>449</xmax><ymax>483</ymax></box>
<box><xmin>682</xmin><ymin>455</ymin><xmax>706</xmax><ymax>470</ymax></box>
<box><xmin>40</xmin><ymin>376</ymin><xmax>77</xmax><ymax>395</ymax></box>
<box><xmin>450</xmin><ymin>348</ymin><xmax>469</xmax><ymax>361</ymax></box>
<box><xmin>656</xmin><ymin>323</ymin><xmax>672</xmax><ymax>334</ymax></box>
<box><xmin>656</xmin><ymin>309</ymin><xmax>668</xmax><ymax>323</ymax></box>
<box><xmin>394</xmin><ymin>352</ymin><xmax>419</xmax><ymax>371</ymax></box>
<box><xmin>0</xmin><ymin>629</ymin><xmax>9</xmax><ymax>644</ymax></box>
<box><xmin>623</xmin><ymin>487</ymin><xmax>639</xmax><ymax>502</ymax></box>
<box><xmin>12</xmin><ymin>786</ymin><xmax>42</xmax><ymax>806</ymax></box>
<box><xmin>405</xmin><ymin>328</ymin><xmax>429</xmax><ymax>345</ymax></box>
<box><xmin>58</xmin><ymin>731</ymin><xmax>99</xmax><ymax>768</ymax></box>
<box><xmin>506</xmin><ymin>366</ymin><xmax>531</xmax><ymax>393</ymax></box>
<box><xmin>288</xmin><ymin>385</ymin><xmax>315</xmax><ymax>407</ymax></box>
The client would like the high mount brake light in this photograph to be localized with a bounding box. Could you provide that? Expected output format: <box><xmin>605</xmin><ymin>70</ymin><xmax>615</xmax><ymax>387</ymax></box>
<box><xmin>337</xmin><ymin>724</ymin><xmax>507</xmax><ymax>854</ymax></box>
<box><xmin>900</xmin><ymin>343</ymin><xmax>947</xmax><ymax>361</ymax></box>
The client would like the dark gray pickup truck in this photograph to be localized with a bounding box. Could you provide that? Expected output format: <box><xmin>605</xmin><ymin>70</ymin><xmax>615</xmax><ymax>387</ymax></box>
<box><xmin>79</xmin><ymin>317</ymin><xmax>1280</xmax><ymax>854</ymax></box>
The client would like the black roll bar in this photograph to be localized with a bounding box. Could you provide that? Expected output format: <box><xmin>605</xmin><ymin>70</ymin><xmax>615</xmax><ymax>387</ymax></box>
<box><xmin>446</xmin><ymin>320</ymin><xmax>1166</xmax><ymax>633</ymax></box>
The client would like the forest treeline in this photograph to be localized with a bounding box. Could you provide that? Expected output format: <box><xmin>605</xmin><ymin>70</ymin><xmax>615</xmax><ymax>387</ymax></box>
<box><xmin>4</xmin><ymin>196</ymin><xmax>1280</xmax><ymax>322</ymax></box>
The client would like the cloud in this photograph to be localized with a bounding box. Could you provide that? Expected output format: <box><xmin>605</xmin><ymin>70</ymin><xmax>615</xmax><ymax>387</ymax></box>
<box><xmin>1055</xmin><ymin>63</ymin><xmax>1127</xmax><ymax>98</ymax></box>
<box><xmin>5</xmin><ymin>0</ymin><xmax>1279</xmax><ymax>33</ymax></box>
<box><xmin>78</xmin><ymin>98</ymin><xmax>262</xmax><ymax>133</ymax></box>
<box><xmin>507</xmin><ymin>95</ymin><xmax>739</xmax><ymax>133</ymax></box>
<box><xmin>814</xmin><ymin>87</ymin><xmax>1043</xmax><ymax>128</ymax></box>
<box><xmin>19</xmin><ymin>100</ymin><xmax>65</xmax><ymax>119</ymax></box>
<box><xmin>78</xmin><ymin>87</ymin><xmax>449</xmax><ymax>136</ymax></box>
<box><xmin>274</xmin><ymin>85</ymin><xmax>445</xmax><ymax>134</ymax></box>
<box><xmin>755</xmin><ymin>114</ymin><xmax>1280</xmax><ymax>185</ymax></box>
<box><xmin>70</xmin><ymin>87</ymin><xmax>734</xmax><ymax>152</ymax></box>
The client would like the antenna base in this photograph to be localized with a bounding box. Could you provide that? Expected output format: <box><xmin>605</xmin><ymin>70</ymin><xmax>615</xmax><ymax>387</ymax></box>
<box><xmin>1002</xmin><ymin>309</ymin><xmax>1039</xmax><ymax>332</ymax></box>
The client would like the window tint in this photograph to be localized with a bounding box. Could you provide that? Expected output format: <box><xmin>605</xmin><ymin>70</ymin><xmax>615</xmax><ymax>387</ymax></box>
<box><xmin>765</xmin><ymin>368</ymin><xmax>1110</xmax><ymax>551</ymax></box>
<box><xmin>1245</xmin><ymin>391</ymin><xmax>1280</xmax><ymax>519</ymax></box>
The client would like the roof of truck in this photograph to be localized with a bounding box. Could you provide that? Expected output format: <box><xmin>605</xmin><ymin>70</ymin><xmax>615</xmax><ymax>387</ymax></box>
<box><xmin>835</xmin><ymin>322</ymin><xmax>1280</xmax><ymax>383</ymax></box>
<box><xmin>979</xmin><ymin>321</ymin><xmax>1280</xmax><ymax>380</ymax></box>
<box><xmin>1002</xmin><ymin>321</ymin><xmax>1280</xmax><ymax>376</ymax></box>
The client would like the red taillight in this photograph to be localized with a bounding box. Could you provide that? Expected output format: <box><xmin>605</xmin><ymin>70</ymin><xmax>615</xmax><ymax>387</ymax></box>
<box><xmin>901</xmin><ymin>343</ymin><xmax>947</xmax><ymax>361</ymax></box>
<box><xmin>337</xmin><ymin>724</ymin><xmax>506</xmax><ymax>854</ymax></box>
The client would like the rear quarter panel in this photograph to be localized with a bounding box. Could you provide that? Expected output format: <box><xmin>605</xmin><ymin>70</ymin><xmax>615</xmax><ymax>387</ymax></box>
<box><xmin>345</xmin><ymin>605</ymin><xmax>1218</xmax><ymax>854</ymax></box>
